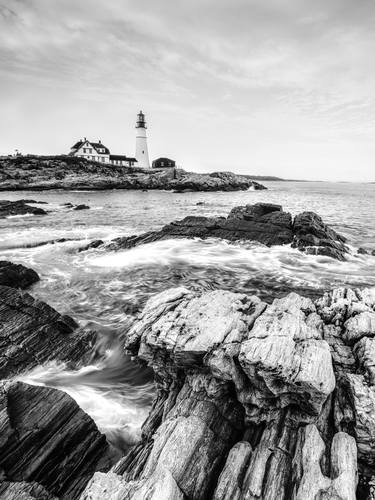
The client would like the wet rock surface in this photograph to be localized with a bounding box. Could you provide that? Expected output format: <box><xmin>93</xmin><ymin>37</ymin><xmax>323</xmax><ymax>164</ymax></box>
<box><xmin>0</xmin><ymin>156</ymin><xmax>265</xmax><ymax>192</ymax></box>
<box><xmin>0</xmin><ymin>261</ymin><xmax>40</xmax><ymax>289</ymax></box>
<box><xmin>0</xmin><ymin>381</ymin><xmax>111</xmax><ymax>500</ymax></box>
<box><xmin>0</xmin><ymin>285</ymin><xmax>96</xmax><ymax>378</ymax></box>
<box><xmin>99</xmin><ymin>202</ymin><xmax>348</xmax><ymax>260</ymax></box>
<box><xmin>292</xmin><ymin>211</ymin><xmax>348</xmax><ymax>260</ymax></box>
<box><xmin>81</xmin><ymin>284</ymin><xmax>375</xmax><ymax>499</ymax></box>
<box><xmin>0</xmin><ymin>199</ymin><xmax>47</xmax><ymax>218</ymax></box>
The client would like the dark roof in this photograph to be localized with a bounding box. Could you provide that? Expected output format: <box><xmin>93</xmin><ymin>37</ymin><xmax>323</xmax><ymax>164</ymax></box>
<box><xmin>152</xmin><ymin>157</ymin><xmax>175</xmax><ymax>168</ymax></box>
<box><xmin>153</xmin><ymin>157</ymin><xmax>175</xmax><ymax>162</ymax></box>
<box><xmin>91</xmin><ymin>142</ymin><xmax>110</xmax><ymax>154</ymax></box>
<box><xmin>110</xmin><ymin>155</ymin><xmax>137</xmax><ymax>162</ymax></box>
<box><xmin>71</xmin><ymin>141</ymin><xmax>84</xmax><ymax>150</ymax></box>
<box><xmin>70</xmin><ymin>140</ymin><xmax>110</xmax><ymax>155</ymax></box>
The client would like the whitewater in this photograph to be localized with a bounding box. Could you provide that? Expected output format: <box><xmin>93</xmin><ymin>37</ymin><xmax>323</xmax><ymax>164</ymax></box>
<box><xmin>1</xmin><ymin>181</ymin><xmax>374</xmax><ymax>452</ymax></box>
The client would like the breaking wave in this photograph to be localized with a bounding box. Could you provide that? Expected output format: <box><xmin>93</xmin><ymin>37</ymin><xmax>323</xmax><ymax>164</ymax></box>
<box><xmin>19</xmin><ymin>345</ymin><xmax>154</xmax><ymax>453</ymax></box>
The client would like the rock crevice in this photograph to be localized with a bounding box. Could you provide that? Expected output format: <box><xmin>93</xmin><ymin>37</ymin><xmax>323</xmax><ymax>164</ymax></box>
<box><xmin>82</xmin><ymin>285</ymin><xmax>375</xmax><ymax>499</ymax></box>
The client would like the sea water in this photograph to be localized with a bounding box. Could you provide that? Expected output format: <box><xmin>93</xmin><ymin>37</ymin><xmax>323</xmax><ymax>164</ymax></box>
<box><xmin>1</xmin><ymin>181</ymin><xmax>374</xmax><ymax>451</ymax></box>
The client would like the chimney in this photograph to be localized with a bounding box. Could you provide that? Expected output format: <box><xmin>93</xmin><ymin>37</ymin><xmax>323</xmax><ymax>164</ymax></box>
<box><xmin>98</xmin><ymin>139</ymin><xmax>101</xmax><ymax>144</ymax></box>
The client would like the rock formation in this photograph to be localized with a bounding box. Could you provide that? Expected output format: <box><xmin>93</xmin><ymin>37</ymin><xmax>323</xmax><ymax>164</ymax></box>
<box><xmin>0</xmin><ymin>156</ymin><xmax>265</xmax><ymax>192</ymax></box>
<box><xmin>0</xmin><ymin>199</ymin><xmax>47</xmax><ymax>218</ymax></box>
<box><xmin>81</xmin><ymin>285</ymin><xmax>375</xmax><ymax>499</ymax></box>
<box><xmin>86</xmin><ymin>203</ymin><xmax>348</xmax><ymax>260</ymax></box>
<box><xmin>0</xmin><ymin>381</ymin><xmax>111</xmax><ymax>499</ymax></box>
<box><xmin>0</xmin><ymin>285</ymin><xmax>96</xmax><ymax>378</ymax></box>
<box><xmin>0</xmin><ymin>261</ymin><xmax>40</xmax><ymax>289</ymax></box>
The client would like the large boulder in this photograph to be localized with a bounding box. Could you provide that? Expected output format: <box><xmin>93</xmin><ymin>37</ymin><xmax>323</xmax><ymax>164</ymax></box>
<box><xmin>0</xmin><ymin>285</ymin><xmax>96</xmax><ymax>378</ymax></box>
<box><xmin>99</xmin><ymin>203</ymin><xmax>349</xmax><ymax>260</ymax></box>
<box><xmin>0</xmin><ymin>381</ymin><xmax>111</xmax><ymax>499</ymax></box>
<box><xmin>238</xmin><ymin>293</ymin><xmax>335</xmax><ymax>419</ymax></box>
<box><xmin>0</xmin><ymin>261</ymin><xmax>40</xmax><ymax>289</ymax></box>
<box><xmin>81</xmin><ymin>285</ymin><xmax>375</xmax><ymax>499</ymax></box>
<box><xmin>292</xmin><ymin>212</ymin><xmax>348</xmax><ymax>260</ymax></box>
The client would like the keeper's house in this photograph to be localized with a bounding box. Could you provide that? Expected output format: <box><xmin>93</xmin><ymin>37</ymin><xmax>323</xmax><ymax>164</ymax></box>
<box><xmin>69</xmin><ymin>139</ymin><xmax>137</xmax><ymax>167</ymax></box>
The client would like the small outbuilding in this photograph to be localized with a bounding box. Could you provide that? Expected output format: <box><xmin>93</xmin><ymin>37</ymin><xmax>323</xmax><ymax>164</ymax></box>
<box><xmin>152</xmin><ymin>157</ymin><xmax>175</xmax><ymax>169</ymax></box>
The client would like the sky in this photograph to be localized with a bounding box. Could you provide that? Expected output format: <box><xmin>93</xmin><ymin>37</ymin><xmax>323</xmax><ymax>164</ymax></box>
<box><xmin>0</xmin><ymin>0</ymin><xmax>374</xmax><ymax>181</ymax></box>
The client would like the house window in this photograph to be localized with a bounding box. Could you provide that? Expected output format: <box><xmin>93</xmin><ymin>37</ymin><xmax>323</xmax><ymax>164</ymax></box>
<box><xmin>89</xmin><ymin>148</ymin><xmax>92</xmax><ymax>153</ymax></box>
<box><xmin>161</xmin><ymin>162</ymin><xmax>164</xmax><ymax>166</ymax></box>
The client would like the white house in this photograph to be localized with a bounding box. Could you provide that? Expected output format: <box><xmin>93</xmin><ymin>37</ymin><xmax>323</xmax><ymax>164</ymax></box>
<box><xmin>69</xmin><ymin>138</ymin><xmax>137</xmax><ymax>167</ymax></box>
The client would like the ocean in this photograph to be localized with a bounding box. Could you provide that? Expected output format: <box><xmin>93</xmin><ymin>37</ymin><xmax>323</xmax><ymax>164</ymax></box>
<box><xmin>1</xmin><ymin>181</ymin><xmax>375</xmax><ymax>451</ymax></box>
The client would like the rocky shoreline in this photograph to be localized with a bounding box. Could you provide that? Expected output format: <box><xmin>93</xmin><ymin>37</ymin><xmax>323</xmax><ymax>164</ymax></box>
<box><xmin>84</xmin><ymin>202</ymin><xmax>349</xmax><ymax>260</ymax></box>
<box><xmin>0</xmin><ymin>207</ymin><xmax>374</xmax><ymax>498</ymax></box>
<box><xmin>81</xmin><ymin>285</ymin><xmax>375</xmax><ymax>500</ymax></box>
<box><xmin>0</xmin><ymin>156</ymin><xmax>266</xmax><ymax>192</ymax></box>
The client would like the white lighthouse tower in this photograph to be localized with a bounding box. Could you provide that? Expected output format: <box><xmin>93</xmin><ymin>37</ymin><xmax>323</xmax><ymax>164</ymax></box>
<box><xmin>135</xmin><ymin>111</ymin><xmax>150</xmax><ymax>169</ymax></box>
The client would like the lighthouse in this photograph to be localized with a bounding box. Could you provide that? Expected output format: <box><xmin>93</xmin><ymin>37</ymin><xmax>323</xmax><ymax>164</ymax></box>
<box><xmin>135</xmin><ymin>111</ymin><xmax>150</xmax><ymax>169</ymax></box>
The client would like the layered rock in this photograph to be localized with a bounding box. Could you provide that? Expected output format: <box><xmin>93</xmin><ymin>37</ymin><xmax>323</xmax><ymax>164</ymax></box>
<box><xmin>0</xmin><ymin>285</ymin><xmax>96</xmax><ymax>378</ymax></box>
<box><xmin>89</xmin><ymin>203</ymin><xmax>348</xmax><ymax>260</ymax></box>
<box><xmin>0</xmin><ymin>481</ymin><xmax>57</xmax><ymax>499</ymax></box>
<box><xmin>81</xmin><ymin>285</ymin><xmax>375</xmax><ymax>499</ymax></box>
<box><xmin>0</xmin><ymin>156</ymin><xmax>265</xmax><ymax>192</ymax></box>
<box><xmin>0</xmin><ymin>261</ymin><xmax>40</xmax><ymax>289</ymax></box>
<box><xmin>0</xmin><ymin>381</ymin><xmax>111</xmax><ymax>499</ymax></box>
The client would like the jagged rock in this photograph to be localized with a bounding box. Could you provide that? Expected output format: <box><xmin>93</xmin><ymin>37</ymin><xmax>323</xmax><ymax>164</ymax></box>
<box><xmin>0</xmin><ymin>481</ymin><xmax>57</xmax><ymax>499</ymax></box>
<box><xmin>80</xmin><ymin>472</ymin><xmax>129</xmax><ymax>500</ymax></box>
<box><xmin>73</xmin><ymin>204</ymin><xmax>90</xmax><ymax>210</ymax></box>
<box><xmin>0</xmin><ymin>285</ymin><xmax>96</xmax><ymax>378</ymax></box>
<box><xmin>354</xmin><ymin>336</ymin><xmax>375</xmax><ymax>382</ymax></box>
<box><xmin>77</xmin><ymin>286</ymin><xmax>375</xmax><ymax>499</ymax></box>
<box><xmin>292</xmin><ymin>424</ymin><xmax>357</xmax><ymax>499</ymax></box>
<box><xmin>78</xmin><ymin>239</ymin><xmax>104</xmax><ymax>252</ymax></box>
<box><xmin>323</xmin><ymin>324</ymin><xmax>356</xmax><ymax>373</ymax></box>
<box><xmin>127</xmin><ymin>288</ymin><xmax>335</xmax><ymax>421</ymax></box>
<box><xmin>292</xmin><ymin>212</ymin><xmax>348</xmax><ymax>260</ymax></box>
<box><xmin>0</xmin><ymin>261</ymin><xmax>40</xmax><ymax>289</ymax></box>
<box><xmin>358</xmin><ymin>247</ymin><xmax>375</xmax><ymax>256</ymax></box>
<box><xmin>0</xmin><ymin>381</ymin><xmax>111</xmax><ymax>499</ymax></box>
<box><xmin>81</xmin><ymin>468</ymin><xmax>184</xmax><ymax>500</ymax></box>
<box><xmin>342</xmin><ymin>374</ymin><xmax>375</xmax><ymax>465</ymax></box>
<box><xmin>238</xmin><ymin>293</ymin><xmax>335</xmax><ymax>420</ymax></box>
<box><xmin>344</xmin><ymin>311</ymin><xmax>375</xmax><ymax>344</ymax></box>
<box><xmin>0</xmin><ymin>199</ymin><xmax>47</xmax><ymax>218</ymax></box>
<box><xmin>212</xmin><ymin>441</ymin><xmax>252</xmax><ymax>500</ymax></box>
<box><xmin>100</xmin><ymin>203</ymin><xmax>348</xmax><ymax>260</ymax></box>
<box><xmin>128</xmin><ymin>287</ymin><xmax>266</xmax><ymax>376</ymax></box>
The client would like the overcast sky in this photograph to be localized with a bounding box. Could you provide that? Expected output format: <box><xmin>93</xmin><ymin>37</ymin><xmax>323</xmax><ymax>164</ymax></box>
<box><xmin>1</xmin><ymin>0</ymin><xmax>374</xmax><ymax>181</ymax></box>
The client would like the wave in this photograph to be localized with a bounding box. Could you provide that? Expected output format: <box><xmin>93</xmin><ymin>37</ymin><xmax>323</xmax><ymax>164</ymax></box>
<box><xmin>88</xmin><ymin>238</ymin><xmax>375</xmax><ymax>291</ymax></box>
<box><xmin>18</xmin><ymin>345</ymin><xmax>154</xmax><ymax>453</ymax></box>
<box><xmin>6</xmin><ymin>213</ymin><xmax>36</xmax><ymax>219</ymax></box>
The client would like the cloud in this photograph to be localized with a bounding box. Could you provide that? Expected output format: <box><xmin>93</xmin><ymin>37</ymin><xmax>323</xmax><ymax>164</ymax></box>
<box><xmin>0</xmin><ymin>0</ymin><xmax>374</xmax><ymax>180</ymax></box>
